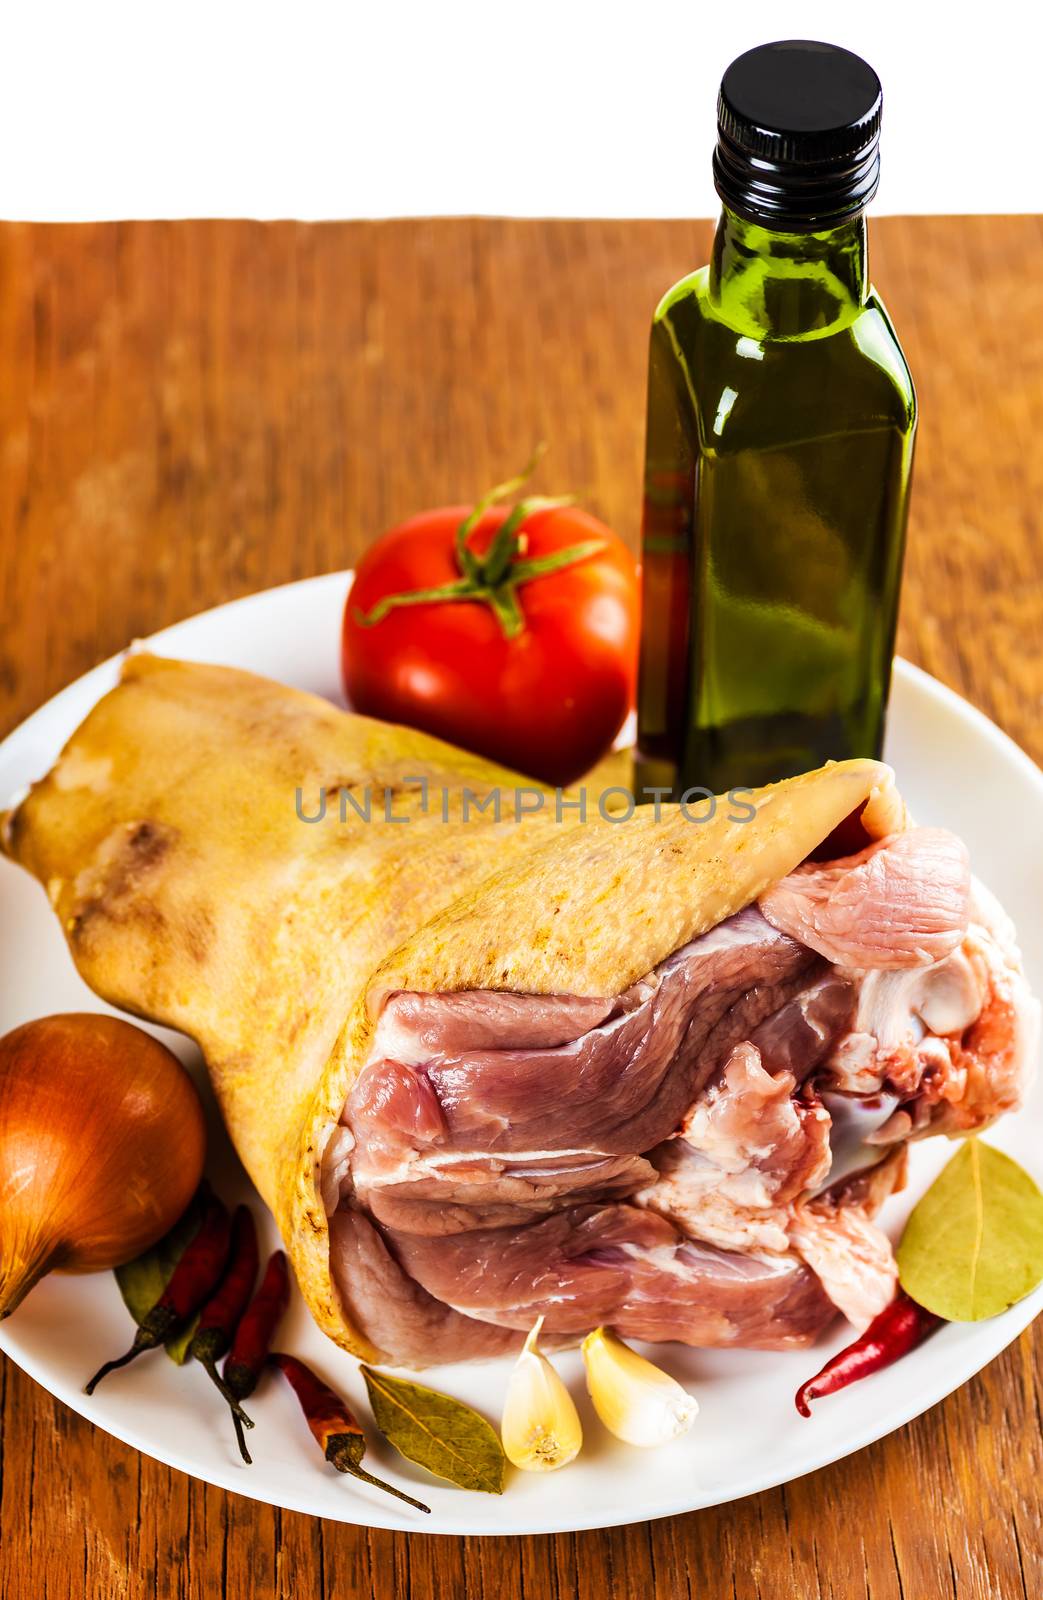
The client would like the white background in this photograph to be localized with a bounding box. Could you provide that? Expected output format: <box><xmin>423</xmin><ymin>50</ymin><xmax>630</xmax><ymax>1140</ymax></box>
<box><xmin>4</xmin><ymin>0</ymin><xmax>1041</xmax><ymax>220</ymax></box>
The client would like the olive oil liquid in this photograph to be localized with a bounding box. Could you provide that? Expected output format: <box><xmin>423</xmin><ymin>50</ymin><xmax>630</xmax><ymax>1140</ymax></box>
<box><xmin>636</xmin><ymin>211</ymin><xmax>916</xmax><ymax>797</ymax></box>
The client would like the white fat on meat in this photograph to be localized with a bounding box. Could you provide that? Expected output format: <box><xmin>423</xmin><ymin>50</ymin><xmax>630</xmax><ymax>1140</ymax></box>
<box><xmin>320</xmin><ymin>1124</ymin><xmax>356</xmax><ymax>1215</ymax></box>
<box><xmin>822</xmin><ymin>877</ymin><xmax>1039</xmax><ymax>1135</ymax></box>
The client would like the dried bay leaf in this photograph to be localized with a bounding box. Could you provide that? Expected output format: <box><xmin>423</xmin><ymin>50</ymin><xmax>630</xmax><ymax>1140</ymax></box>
<box><xmin>897</xmin><ymin>1139</ymin><xmax>1043</xmax><ymax>1321</ymax></box>
<box><xmin>114</xmin><ymin>1185</ymin><xmax>207</xmax><ymax>1363</ymax></box>
<box><xmin>361</xmin><ymin>1365</ymin><xmax>506</xmax><ymax>1493</ymax></box>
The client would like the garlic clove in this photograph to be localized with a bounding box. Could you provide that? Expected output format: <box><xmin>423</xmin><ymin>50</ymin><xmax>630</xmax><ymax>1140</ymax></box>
<box><xmin>501</xmin><ymin>1316</ymin><xmax>583</xmax><ymax>1472</ymax></box>
<box><xmin>581</xmin><ymin>1326</ymin><xmax>698</xmax><ymax>1447</ymax></box>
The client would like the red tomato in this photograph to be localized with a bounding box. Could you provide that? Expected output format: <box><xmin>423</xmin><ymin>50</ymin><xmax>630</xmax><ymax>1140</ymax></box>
<box><xmin>342</xmin><ymin>502</ymin><xmax>639</xmax><ymax>786</ymax></box>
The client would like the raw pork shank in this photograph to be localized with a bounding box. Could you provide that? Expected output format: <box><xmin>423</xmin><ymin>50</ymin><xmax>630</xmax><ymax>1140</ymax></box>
<box><xmin>324</xmin><ymin>830</ymin><xmax>1038</xmax><ymax>1363</ymax></box>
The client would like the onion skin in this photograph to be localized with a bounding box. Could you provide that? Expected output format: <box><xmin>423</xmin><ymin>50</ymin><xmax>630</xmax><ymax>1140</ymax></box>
<box><xmin>0</xmin><ymin>1013</ymin><xmax>207</xmax><ymax>1318</ymax></box>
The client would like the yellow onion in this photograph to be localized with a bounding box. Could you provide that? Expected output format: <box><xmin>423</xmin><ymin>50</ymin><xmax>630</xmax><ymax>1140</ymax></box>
<box><xmin>501</xmin><ymin>1315</ymin><xmax>583</xmax><ymax>1471</ymax></box>
<box><xmin>0</xmin><ymin>1013</ymin><xmax>207</xmax><ymax>1318</ymax></box>
<box><xmin>581</xmin><ymin>1327</ymin><xmax>698</xmax><ymax>1446</ymax></box>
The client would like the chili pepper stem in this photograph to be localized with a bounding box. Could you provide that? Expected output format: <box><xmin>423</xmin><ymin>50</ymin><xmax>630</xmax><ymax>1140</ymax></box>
<box><xmin>222</xmin><ymin>1360</ymin><xmax>256</xmax><ymax>1403</ymax></box>
<box><xmin>197</xmin><ymin>1352</ymin><xmax>255</xmax><ymax>1429</ymax></box>
<box><xmin>326</xmin><ymin>1437</ymin><xmax>430</xmax><ymax>1514</ymax></box>
<box><xmin>231</xmin><ymin>1411</ymin><xmax>253</xmax><ymax>1466</ymax></box>
<box><xmin>84</xmin><ymin>1325</ymin><xmax>158</xmax><ymax>1394</ymax></box>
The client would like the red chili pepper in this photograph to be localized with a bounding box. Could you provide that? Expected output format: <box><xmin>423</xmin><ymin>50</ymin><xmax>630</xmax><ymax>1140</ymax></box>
<box><xmin>187</xmin><ymin>1205</ymin><xmax>258</xmax><ymax>1456</ymax></box>
<box><xmin>223</xmin><ymin>1250</ymin><xmax>289</xmax><ymax>1398</ymax></box>
<box><xmin>220</xmin><ymin>1247</ymin><xmax>289</xmax><ymax>1464</ymax></box>
<box><xmin>270</xmin><ymin>1351</ymin><xmax>430</xmax><ymax>1514</ymax></box>
<box><xmin>795</xmin><ymin>1289</ymin><xmax>943</xmax><ymax>1417</ymax></box>
<box><xmin>85</xmin><ymin>1192</ymin><xmax>232</xmax><ymax>1395</ymax></box>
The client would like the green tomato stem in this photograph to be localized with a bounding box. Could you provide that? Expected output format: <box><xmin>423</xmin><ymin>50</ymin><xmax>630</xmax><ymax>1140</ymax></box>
<box><xmin>353</xmin><ymin>454</ymin><xmax>601</xmax><ymax>639</ymax></box>
<box><xmin>453</xmin><ymin>442</ymin><xmax>547</xmax><ymax>560</ymax></box>
<box><xmin>354</xmin><ymin>577</ymin><xmax>474</xmax><ymax>628</ymax></box>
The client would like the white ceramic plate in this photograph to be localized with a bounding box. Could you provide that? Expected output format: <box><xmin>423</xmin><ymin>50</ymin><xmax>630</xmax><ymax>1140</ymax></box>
<box><xmin>1</xmin><ymin>572</ymin><xmax>1042</xmax><ymax>1536</ymax></box>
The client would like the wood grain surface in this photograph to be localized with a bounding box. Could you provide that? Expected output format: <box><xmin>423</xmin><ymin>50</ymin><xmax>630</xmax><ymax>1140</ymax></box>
<box><xmin>0</xmin><ymin>216</ymin><xmax>1041</xmax><ymax>1600</ymax></box>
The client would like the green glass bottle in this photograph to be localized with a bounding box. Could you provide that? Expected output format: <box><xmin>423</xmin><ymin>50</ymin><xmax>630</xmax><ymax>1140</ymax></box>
<box><xmin>636</xmin><ymin>40</ymin><xmax>916</xmax><ymax>798</ymax></box>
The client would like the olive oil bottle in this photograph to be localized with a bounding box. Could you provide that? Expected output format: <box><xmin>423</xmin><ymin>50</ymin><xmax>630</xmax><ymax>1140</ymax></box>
<box><xmin>636</xmin><ymin>40</ymin><xmax>916</xmax><ymax>797</ymax></box>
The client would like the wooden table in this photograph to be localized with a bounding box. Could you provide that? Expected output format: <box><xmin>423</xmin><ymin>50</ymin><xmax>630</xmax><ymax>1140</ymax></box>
<box><xmin>1</xmin><ymin>217</ymin><xmax>1041</xmax><ymax>1600</ymax></box>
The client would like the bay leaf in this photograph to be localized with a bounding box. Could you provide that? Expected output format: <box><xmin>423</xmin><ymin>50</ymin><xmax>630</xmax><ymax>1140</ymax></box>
<box><xmin>164</xmin><ymin>1313</ymin><xmax>200</xmax><ymax>1365</ymax></box>
<box><xmin>360</xmin><ymin>1365</ymin><xmax>506</xmax><ymax>1494</ymax></box>
<box><xmin>114</xmin><ymin>1186</ymin><xmax>207</xmax><ymax>1363</ymax></box>
<box><xmin>897</xmin><ymin>1139</ymin><xmax>1043</xmax><ymax>1321</ymax></box>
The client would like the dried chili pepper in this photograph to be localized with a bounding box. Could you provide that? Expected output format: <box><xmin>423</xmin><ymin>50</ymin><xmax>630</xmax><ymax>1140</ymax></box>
<box><xmin>187</xmin><ymin>1204</ymin><xmax>258</xmax><ymax>1454</ymax></box>
<box><xmin>219</xmin><ymin>1247</ymin><xmax>289</xmax><ymax>1463</ymax></box>
<box><xmin>795</xmin><ymin>1289</ymin><xmax>943</xmax><ymax>1417</ymax></box>
<box><xmin>85</xmin><ymin>1192</ymin><xmax>232</xmax><ymax>1394</ymax></box>
<box><xmin>223</xmin><ymin>1251</ymin><xmax>289</xmax><ymax>1401</ymax></box>
<box><xmin>270</xmin><ymin>1351</ymin><xmax>430</xmax><ymax>1514</ymax></box>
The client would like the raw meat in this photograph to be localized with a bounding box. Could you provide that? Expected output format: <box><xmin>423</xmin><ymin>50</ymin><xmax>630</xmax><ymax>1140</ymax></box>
<box><xmin>323</xmin><ymin>828</ymin><xmax>1038</xmax><ymax>1363</ymax></box>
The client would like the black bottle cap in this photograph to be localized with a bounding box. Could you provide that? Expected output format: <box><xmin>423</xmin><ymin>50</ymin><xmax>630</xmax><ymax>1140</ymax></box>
<box><xmin>713</xmin><ymin>40</ymin><xmax>882</xmax><ymax>231</ymax></box>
